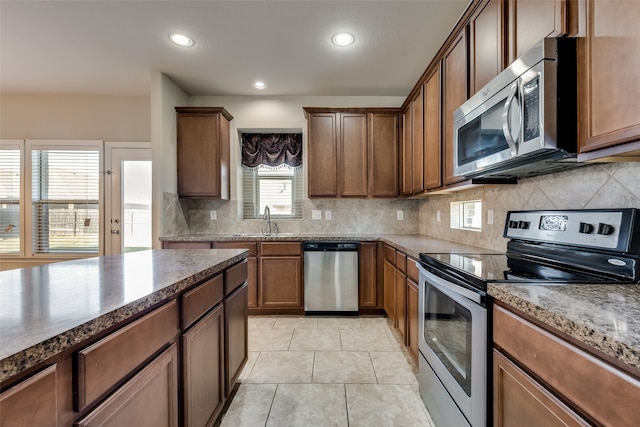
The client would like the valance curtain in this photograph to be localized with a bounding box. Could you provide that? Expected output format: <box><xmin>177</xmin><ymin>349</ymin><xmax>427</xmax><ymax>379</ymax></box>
<box><xmin>241</xmin><ymin>133</ymin><xmax>302</xmax><ymax>169</ymax></box>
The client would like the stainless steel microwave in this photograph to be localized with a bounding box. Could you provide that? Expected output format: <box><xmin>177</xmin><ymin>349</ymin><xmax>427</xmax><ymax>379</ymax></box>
<box><xmin>453</xmin><ymin>38</ymin><xmax>583</xmax><ymax>180</ymax></box>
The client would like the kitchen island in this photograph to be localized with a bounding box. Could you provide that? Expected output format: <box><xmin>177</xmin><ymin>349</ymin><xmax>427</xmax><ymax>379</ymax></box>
<box><xmin>0</xmin><ymin>248</ymin><xmax>249</xmax><ymax>426</ymax></box>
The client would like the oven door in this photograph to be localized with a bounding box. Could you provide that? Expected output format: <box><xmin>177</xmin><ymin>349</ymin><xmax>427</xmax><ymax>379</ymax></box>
<box><xmin>418</xmin><ymin>264</ymin><xmax>487</xmax><ymax>427</ymax></box>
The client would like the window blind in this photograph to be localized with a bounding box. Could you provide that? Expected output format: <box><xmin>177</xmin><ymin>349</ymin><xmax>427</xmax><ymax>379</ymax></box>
<box><xmin>243</xmin><ymin>165</ymin><xmax>303</xmax><ymax>219</ymax></box>
<box><xmin>31</xmin><ymin>149</ymin><xmax>100</xmax><ymax>253</ymax></box>
<box><xmin>0</xmin><ymin>146</ymin><xmax>21</xmax><ymax>254</ymax></box>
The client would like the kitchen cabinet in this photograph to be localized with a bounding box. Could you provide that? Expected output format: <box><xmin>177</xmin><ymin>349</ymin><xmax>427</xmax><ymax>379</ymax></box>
<box><xmin>0</xmin><ymin>364</ymin><xmax>59</xmax><ymax>427</ymax></box>
<box><xmin>394</xmin><ymin>268</ymin><xmax>407</xmax><ymax>342</ymax></box>
<box><xmin>400</xmin><ymin>89</ymin><xmax>424</xmax><ymax>196</ymax></box>
<box><xmin>305</xmin><ymin>108</ymin><xmax>399</xmax><ymax>198</ymax></box>
<box><xmin>493</xmin><ymin>304</ymin><xmax>640</xmax><ymax>426</ymax></box>
<box><xmin>224</xmin><ymin>282</ymin><xmax>248</xmax><ymax>396</ymax></box>
<box><xmin>259</xmin><ymin>242</ymin><xmax>303</xmax><ymax>311</ymax></box>
<box><xmin>442</xmin><ymin>30</ymin><xmax>469</xmax><ymax>186</ymax></box>
<box><xmin>163</xmin><ymin>241</ymin><xmax>212</xmax><ymax>249</ymax></box>
<box><xmin>507</xmin><ymin>0</ymin><xmax>570</xmax><ymax>64</ymax></box>
<box><xmin>383</xmin><ymin>244</ymin><xmax>396</xmax><ymax>319</ymax></box>
<box><xmin>406</xmin><ymin>259</ymin><xmax>419</xmax><ymax>363</ymax></box>
<box><xmin>176</xmin><ymin>107</ymin><xmax>233</xmax><ymax>199</ymax></box>
<box><xmin>358</xmin><ymin>242</ymin><xmax>381</xmax><ymax>311</ymax></box>
<box><xmin>214</xmin><ymin>241</ymin><xmax>258</xmax><ymax>308</ymax></box>
<box><xmin>423</xmin><ymin>65</ymin><xmax>442</xmax><ymax>191</ymax></box>
<box><xmin>401</xmin><ymin>109</ymin><xmax>412</xmax><ymax>196</ymax></box>
<box><xmin>469</xmin><ymin>0</ymin><xmax>505</xmax><ymax>95</ymax></box>
<box><xmin>577</xmin><ymin>0</ymin><xmax>640</xmax><ymax>157</ymax></box>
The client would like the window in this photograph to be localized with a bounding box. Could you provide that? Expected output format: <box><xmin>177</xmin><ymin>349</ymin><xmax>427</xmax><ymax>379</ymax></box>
<box><xmin>450</xmin><ymin>200</ymin><xmax>482</xmax><ymax>231</ymax></box>
<box><xmin>0</xmin><ymin>142</ymin><xmax>22</xmax><ymax>254</ymax></box>
<box><xmin>27</xmin><ymin>141</ymin><xmax>102</xmax><ymax>255</ymax></box>
<box><xmin>240</xmin><ymin>133</ymin><xmax>303</xmax><ymax>220</ymax></box>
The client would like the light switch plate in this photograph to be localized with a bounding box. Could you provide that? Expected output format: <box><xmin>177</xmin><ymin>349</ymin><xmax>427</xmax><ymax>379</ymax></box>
<box><xmin>487</xmin><ymin>209</ymin><xmax>494</xmax><ymax>225</ymax></box>
<box><xmin>209</xmin><ymin>210</ymin><xmax>217</xmax><ymax>220</ymax></box>
<box><xmin>397</xmin><ymin>210</ymin><xmax>403</xmax><ymax>220</ymax></box>
<box><xmin>437</xmin><ymin>210</ymin><xmax>441</xmax><ymax>222</ymax></box>
<box><xmin>312</xmin><ymin>210</ymin><xmax>322</xmax><ymax>220</ymax></box>
<box><xmin>325</xmin><ymin>210</ymin><xmax>332</xmax><ymax>220</ymax></box>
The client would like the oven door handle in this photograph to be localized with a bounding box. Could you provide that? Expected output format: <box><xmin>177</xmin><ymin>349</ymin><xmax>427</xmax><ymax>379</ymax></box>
<box><xmin>421</xmin><ymin>267</ymin><xmax>484</xmax><ymax>305</ymax></box>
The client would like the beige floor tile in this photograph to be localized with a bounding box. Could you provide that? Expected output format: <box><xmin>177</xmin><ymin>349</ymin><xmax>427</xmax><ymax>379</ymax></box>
<box><xmin>289</xmin><ymin>328</ymin><xmax>341</xmax><ymax>351</ymax></box>
<box><xmin>370</xmin><ymin>352</ymin><xmax>418</xmax><ymax>385</ymax></box>
<box><xmin>219</xmin><ymin>383</ymin><xmax>276</xmax><ymax>427</ymax></box>
<box><xmin>340</xmin><ymin>328</ymin><xmax>395</xmax><ymax>351</ymax></box>
<box><xmin>248</xmin><ymin>327</ymin><xmax>293</xmax><ymax>351</ymax></box>
<box><xmin>266</xmin><ymin>384</ymin><xmax>348</xmax><ymax>427</ymax></box>
<box><xmin>245</xmin><ymin>351</ymin><xmax>314</xmax><ymax>383</ymax></box>
<box><xmin>346</xmin><ymin>384</ymin><xmax>433</xmax><ymax>427</ymax></box>
<box><xmin>358</xmin><ymin>316</ymin><xmax>392</xmax><ymax>330</ymax></box>
<box><xmin>238</xmin><ymin>351</ymin><xmax>260</xmax><ymax>381</ymax></box>
<box><xmin>312</xmin><ymin>351</ymin><xmax>377</xmax><ymax>384</ymax></box>
<box><xmin>316</xmin><ymin>316</ymin><xmax>362</xmax><ymax>329</ymax></box>
<box><xmin>273</xmin><ymin>316</ymin><xmax>319</xmax><ymax>329</ymax></box>
<box><xmin>248</xmin><ymin>315</ymin><xmax>278</xmax><ymax>330</ymax></box>
<box><xmin>385</xmin><ymin>327</ymin><xmax>412</xmax><ymax>352</ymax></box>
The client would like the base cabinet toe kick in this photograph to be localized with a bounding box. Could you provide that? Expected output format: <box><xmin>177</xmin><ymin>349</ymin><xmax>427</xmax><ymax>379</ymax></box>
<box><xmin>0</xmin><ymin>257</ymin><xmax>249</xmax><ymax>427</ymax></box>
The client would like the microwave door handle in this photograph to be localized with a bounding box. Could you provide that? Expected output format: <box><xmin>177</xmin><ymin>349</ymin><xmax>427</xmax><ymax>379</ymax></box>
<box><xmin>502</xmin><ymin>83</ymin><xmax>518</xmax><ymax>156</ymax></box>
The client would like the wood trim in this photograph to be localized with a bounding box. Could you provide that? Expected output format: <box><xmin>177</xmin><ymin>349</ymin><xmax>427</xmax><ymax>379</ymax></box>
<box><xmin>303</xmin><ymin>107</ymin><xmax>401</xmax><ymax>116</ymax></box>
<box><xmin>181</xmin><ymin>274</ymin><xmax>224</xmax><ymax>330</ymax></box>
<box><xmin>260</xmin><ymin>242</ymin><xmax>302</xmax><ymax>256</ymax></box>
<box><xmin>175</xmin><ymin>107</ymin><xmax>233</xmax><ymax>122</ymax></box>
<box><xmin>225</xmin><ymin>259</ymin><xmax>248</xmax><ymax>295</ymax></box>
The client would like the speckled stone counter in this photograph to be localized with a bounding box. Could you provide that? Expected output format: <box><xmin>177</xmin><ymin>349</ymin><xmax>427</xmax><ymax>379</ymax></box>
<box><xmin>489</xmin><ymin>283</ymin><xmax>640</xmax><ymax>373</ymax></box>
<box><xmin>160</xmin><ymin>233</ymin><xmax>501</xmax><ymax>260</ymax></box>
<box><xmin>0</xmin><ymin>249</ymin><xmax>247</xmax><ymax>382</ymax></box>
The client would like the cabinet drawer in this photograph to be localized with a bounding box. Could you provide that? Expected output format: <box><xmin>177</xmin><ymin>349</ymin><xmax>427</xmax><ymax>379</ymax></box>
<box><xmin>225</xmin><ymin>260</ymin><xmax>248</xmax><ymax>295</ymax></box>
<box><xmin>163</xmin><ymin>241</ymin><xmax>211</xmax><ymax>249</ymax></box>
<box><xmin>214</xmin><ymin>241</ymin><xmax>257</xmax><ymax>257</ymax></box>
<box><xmin>493</xmin><ymin>305</ymin><xmax>640</xmax><ymax>426</ymax></box>
<box><xmin>261</xmin><ymin>242</ymin><xmax>301</xmax><ymax>256</ymax></box>
<box><xmin>395</xmin><ymin>251</ymin><xmax>407</xmax><ymax>273</ymax></box>
<box><xmin>182</xmin><ymin>274</ymin><xmax>224</xmax><ymax>329</ymax></box>
<box><xmin>0</xmin><ymin>364</ymin><xmax>57</xmax><ymax>427</ymax></box>
<box><xmin>383</xmin><ymin>244</ymin><xmax>395</xmax><ymax>263</ymax></box>
<box><xmin>406</xmin><ymin>257</ymin><xmax>419</xmax><ymax>282</ymax></box>
<box><xmin>76</xmin><ymin>300</ymin><xmax>179</xmax><ymax>410</ymax></box>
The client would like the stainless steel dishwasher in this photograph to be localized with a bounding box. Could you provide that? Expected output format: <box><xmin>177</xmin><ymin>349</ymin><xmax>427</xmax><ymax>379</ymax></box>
<box><xmin>303</xmin><ymin>241</ymin><xmax>359</xmax><ymax>314</ymax></box>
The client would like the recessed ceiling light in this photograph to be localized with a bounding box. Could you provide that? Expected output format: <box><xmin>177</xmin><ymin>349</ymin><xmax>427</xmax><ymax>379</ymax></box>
<box><xmin>332</xmin><ymin>32</ymin><xmax>355</xmax><ymax>47</ymax></box>
<box><xmin>169</xmin><ymin>33</ymin><xmax>194</xmax><ymax>47</ymax></box>
<box><xmin>253</xmin><ymin>81</ymin><xmax>268</xmax><ymax>90</ymax></box>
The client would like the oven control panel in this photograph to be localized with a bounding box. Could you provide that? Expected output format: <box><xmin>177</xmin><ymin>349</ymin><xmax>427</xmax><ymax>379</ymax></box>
<box><xmin>504</xmin><ymin>210</ymin><xmax>631</xmax><ymax>250</ymax></box>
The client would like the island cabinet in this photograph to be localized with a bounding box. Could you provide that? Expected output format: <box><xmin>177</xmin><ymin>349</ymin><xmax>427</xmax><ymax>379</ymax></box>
<box><xmin>0</xmin><ymin>364</ymin><xmax>59</xmax><ymax>427</ymax></box>
<box><xmin>213</xmin><ymin>241</ymin><xmax>258</xmax><ymax>309</ymax></box>
<box><xmin>305</xmin><ymin>108</ymin><xmax>399</xmax><ymax>198</ymax></box>
<box><xmin>176</xmin><ymin>107</ymin><xmax>233</xmax><ymax>199</ymax></box>
<box><xmin>258</xmin><ymin>242</ymin><xmax>303</xmax><ymax>313</ymax></box>
<box><xmin>493</xmin><ymin>304</ymin><xmax>640</xmax><ymax>427</ymax></box>
<box><xmin>577</xmin><ymin>0</ymin><xmax>640</xmax><ymax>158</ymax></box>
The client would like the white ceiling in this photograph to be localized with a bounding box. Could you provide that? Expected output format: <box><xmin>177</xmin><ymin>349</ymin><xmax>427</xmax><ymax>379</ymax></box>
<box><xmin>0</xmin><ymin>0</ymin><xmax>470</xmax><ymax>97</ymax></box>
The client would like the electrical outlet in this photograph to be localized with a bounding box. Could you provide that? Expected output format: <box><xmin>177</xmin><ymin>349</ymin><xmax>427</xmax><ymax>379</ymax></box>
<box><xmin>209</xmin><ymin>210</ymin><xmax>217</xmax><ymax>220</ymax></box>
<box><xmin>397</xmin><ymin>210</ymin><xmax>403</xmax><ymax>220</ymax></box>
<box><xmin>312</xmin><ymin>210</ymin><xmax>322</xmax><ymax>220</ymax></box>
<box><xmin>437</xmin><ymin>210</ymin><xmax>441</xmax><ymax>222</ymax></box>
<box><xmin>487</xmin><ymin>209</ymin><xmax>494</xmax><ymax>225</ymax></box>
<box><xmin>325</xmin><ymin>210</ymin><xmax>332</xmax><ymax>220</ymax></box>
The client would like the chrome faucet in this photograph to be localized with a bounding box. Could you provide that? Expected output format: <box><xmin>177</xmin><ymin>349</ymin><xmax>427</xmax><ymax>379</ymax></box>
<box><xmin>263</xmin><ymin>205</ymin><xmax>272</xmax><ymax>235</ymax></box>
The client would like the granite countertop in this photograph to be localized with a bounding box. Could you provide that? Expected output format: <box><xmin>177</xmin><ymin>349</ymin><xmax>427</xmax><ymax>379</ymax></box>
<box><xmin>160</xmin><ymin>233</ymin><xmax>501</xmax><ymax>260</ymax></box>
<box><xmin>489</xmin><ymin>283</ymin><xmax>640</xmax><ymax>373</ymax></box>
<box><xmin>0</xmin><ymin>249</ymin><xmax>248</xmax><ymax>382</ymax></box>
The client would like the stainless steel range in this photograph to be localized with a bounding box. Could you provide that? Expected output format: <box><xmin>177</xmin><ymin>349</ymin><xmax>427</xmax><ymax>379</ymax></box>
<box><xmin>417</xmin><ymin>208</ymin><xmax>640</xmax><ymax>427</ymax></box>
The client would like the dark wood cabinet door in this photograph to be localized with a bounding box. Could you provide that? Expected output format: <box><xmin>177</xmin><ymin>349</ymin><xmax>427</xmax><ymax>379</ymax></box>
<box><xmin>407</xmin><ymin>278</ymin><xmax>419</xmax><ymax>363</ymax></box>
<box><xmin>578</xmin><ymin>0</ymin><xmax>640</xmax><ymax>154</ymax></box>
<box><xmin>470</xmin><ymin>0</ymin><xmax>505</xmax><ymax>95</ymax></box>
<box><xmin>213</xmin><ymin>242</ymin><xmax>259</xmax><ymax>308</ymax></box>
<box><xmin>493</xmin><ymin>350</ymin><xmax>589</xmax><ymax>427</ymax></box>
<box><xmin>383</xmin><ymin>259</ymin><xmax>396</xmax><ymax>319</ymax></box>
<box><xmin>394</xmin><ymin>269</ymin><xmax>407</xmax><ymax>342</ymax></box>
<box><xmin>76</xmin><ymin>344</ymin><xmax>179</xmax><ymax>427</ymax></box>
<box><xmin>225</xmin><ymin>282</ymin><xmax>248</xmax><ymax>397</ymax></box>
<box><xmin>369</xmin><ymin>113</ymin><xmax>399</xmax><ymax>197</ymax></box>
<box><xmin>358</xmin><ymin>242</ymin><xmax>378</xmax><ymax>309</ymax></box>
<box><xmin>163</xmin><ymin>241</ymin><xmax>212</xmax><ymax>249</ymax></box>
<box><xmin>0</xmin><ymin>365</ymin><xmax>58</xmax><ymax>427</ymax></box>
<box><xmin>182</xmin><ymin>305</ymin><xmax>225</xmax><ymax>427</ymax></box>
<box><xmin>411</xmin><ymin>87</ymin><xmax>425</xmax><ymax>194</ymax></box>
<box><xmin>339</xmin><ymin>113</ymin><xmax>369</xmax><ymax>197</ymax></box>
<box><xmin>401</xmin><ymin>110</ymin><xmax>413</xmax><ymax>196</ymax></box>
<box><xmin>176</xmin><ymin>107</ymin><xmax>231</xmax><ymax>199</ymax></box>
<box><xmin>308</xmin><ymin>113</ymin><xmax>338</xmax><ymax>197</ymax></box>
<box><xmin>423</xmin><ymin>66</ymin><xmax>442</xmax><ymax>190</ymax></box>
<box><xmin>508</xmin><ymin>0</ymin><xmax>568</xmax><ymax>64</ymax></box>
<box><xmin>442</xmin><ymin>31</ymin><xmax>469</xmax><ymax>186</ymax></box>
<box><xmin>260</xmin><ymin>256</ymin><xmax>303</xmax><ymax>308</ymax></box>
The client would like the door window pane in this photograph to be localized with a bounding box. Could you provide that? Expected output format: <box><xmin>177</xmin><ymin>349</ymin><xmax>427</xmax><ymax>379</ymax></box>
<box><xmin>0</xmin><ymin>148</ymin><xmax>21</xmax><ymax>254</ymax></box>
<box><xmin>122</xmin><ymin>160</ymin><xmax>152</xmax><ymax>253</ymax></box>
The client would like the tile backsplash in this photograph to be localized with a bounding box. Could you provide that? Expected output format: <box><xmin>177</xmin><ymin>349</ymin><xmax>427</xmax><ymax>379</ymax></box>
<box><xmin>419</xmin><ymin>162</ymin><xmax>640</xmax><ymax>252</ymax></box>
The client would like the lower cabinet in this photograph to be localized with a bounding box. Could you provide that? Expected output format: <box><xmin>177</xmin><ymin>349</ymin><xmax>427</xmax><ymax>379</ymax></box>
<box><xmin>0</xmin><ymin>364</ymin><xmax>59</xmax><ymax>427</ymax></box>
<box><xmin>383</xmin><ymin>245</ymin><xmax>396</xmax><ymax>319</ymax></box>
<box><xmin>394</xmin><ymin>268</ymin><xmax>407</xmax><ymax>341</ymax></box>
<box><xmin>213</xmin><ymin>242</ymin><xmax>258</xmax><ymax>309</ymax></box>
<box><xmin>358</xmin><ymin>242</ymin><xmax>380</xmax><ymax>310</ymax></box>
<box><xmin>225</xmin><ymin>282</ymin><xmax>248</xmax><ymax>396</ymax></box>
<box><xmin>259</xmin><ymin>242</ymin><xmax>303</xmax><ymax>311</ymax></box>
<box><xmin>76</xmin><ymin>344</ymin><xmax>179</xmax><ymax>427</ymax></box>
<box><xmin>183</xmin><ymin>305</ymin><xmax>225</xmax><ymax>427</ymax></box>
<box><xmin>406</xmin><ymin>277</ymin><xmax>419</xmax><ymax>362</ymax></box>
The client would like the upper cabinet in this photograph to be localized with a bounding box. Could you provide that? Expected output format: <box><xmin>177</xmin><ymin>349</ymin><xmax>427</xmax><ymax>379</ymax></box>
<box><xmin>577</xmin><ymin>0</ymin><xmax>640</xmax><ymax>157</ymax></box>
<box><xmin>423</xmin><ymin>64</ymin><xmax>442</xmax><ymax>191</ymax></box>
<box><xmin>470</xmin><ymin>0</ymin><xmax>505</xmax><ymax>95</ymax></box>
<box><xmin>305</xmin><ymin>108</ymin><xmax>399</xmax><ymax>198</ymax></box>
<box><xmin>401</xmin><ymin>88</ymin><xmax>425</xmax><ymax>196</ymax></box>
<box><xmin>176</xmin><ymin>107</ymin><xmax>233</xmax><ymax>199</ymax></box>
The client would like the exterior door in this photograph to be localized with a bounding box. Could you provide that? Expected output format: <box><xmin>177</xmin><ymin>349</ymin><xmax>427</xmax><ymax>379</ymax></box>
<box><xmin>105</xmin><ymin>143</ymin><xmax>152</xmax><ymax>255</ymax></box>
